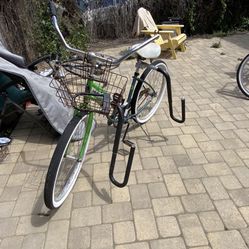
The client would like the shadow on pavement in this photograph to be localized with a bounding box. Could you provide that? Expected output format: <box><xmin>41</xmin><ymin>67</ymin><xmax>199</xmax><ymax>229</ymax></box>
<box><xmin>216</xmin><ymin>82</ymin><xmax>248</xmax><ymax>100</ymax></box>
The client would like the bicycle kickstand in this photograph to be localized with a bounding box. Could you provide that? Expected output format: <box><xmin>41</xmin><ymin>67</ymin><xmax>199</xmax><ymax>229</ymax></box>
<box><xmin>109</xmin><ymin>105</ymin><xmax>136</xmax><ymax>188</ymax></box>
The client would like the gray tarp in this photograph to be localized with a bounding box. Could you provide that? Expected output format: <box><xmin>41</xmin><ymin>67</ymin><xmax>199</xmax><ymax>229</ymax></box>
<box><xmin>0</xmin><ymin>56</ymin><xmax>74</xmax><ymax>134</ymax></box>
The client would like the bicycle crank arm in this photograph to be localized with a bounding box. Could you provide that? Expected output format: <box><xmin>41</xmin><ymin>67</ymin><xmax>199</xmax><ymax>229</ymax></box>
<box><xmin>109</xmin><ymin>106</ymin><xmax>136</xmax><ymax>188</ymax></box>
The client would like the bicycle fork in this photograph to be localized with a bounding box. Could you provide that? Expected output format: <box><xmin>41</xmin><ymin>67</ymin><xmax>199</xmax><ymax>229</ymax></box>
<box><xmin>109</xmin><ymin>105</ymin><xmax>135</xmax><ymax>188</ymax></box>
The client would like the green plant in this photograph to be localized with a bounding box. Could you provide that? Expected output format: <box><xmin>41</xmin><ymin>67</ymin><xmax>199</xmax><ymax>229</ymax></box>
<box><xmin>240</xmin><ymin>17</ymin><xmax>249</xmax><ymax>31</ymax></box>
<box><xmin>182</xmin><ymin>0</ymin><xmax>249</xmax><ymax>35</ymax></box>
<box><xmin>32</xmin><ymin>1</ymin><xmax>88</xmax><ymax>58</ymax></box>
<box><xmin>213</xmin><ymin>0</ymin><xmax>227</xmax><ymax>30</ymax></box>
<box><xmin>186</xmin><ymin>0</ymin><xmax>197</xmax><ymax>34</ymax></box>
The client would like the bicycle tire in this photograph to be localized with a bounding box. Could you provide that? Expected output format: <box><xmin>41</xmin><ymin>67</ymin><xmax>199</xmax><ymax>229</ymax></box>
<box><xmin>237</xmin><ymin>54</ymin><xmax>249</xmax><ymax>97</ymax></box>
<box><xmin>44</xmin><ymin>114</ymin><xmax>93</xmax><ymax>209</ymax></box>
<box><xmin>131</xmin><ymin>60</ymin><xmax>167</xmax><ymax>124</ymax></box>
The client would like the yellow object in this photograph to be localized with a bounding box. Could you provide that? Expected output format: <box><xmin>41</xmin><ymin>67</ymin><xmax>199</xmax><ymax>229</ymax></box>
<box><xmin>133</xmin><ymin>8</ymin><xmax>187</xmax><ymax>59</ymax></box>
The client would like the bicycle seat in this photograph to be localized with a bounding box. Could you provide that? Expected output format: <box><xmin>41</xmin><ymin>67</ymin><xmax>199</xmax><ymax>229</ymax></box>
<box><xmin>0</xmin><ymin>47</ymin><xmax>26</xmax><ymax>68</ymax></box>
<box><xmin>132</xmin><ymin>42</ymin><xmax>161</xmax><ymax>59</ymax></box>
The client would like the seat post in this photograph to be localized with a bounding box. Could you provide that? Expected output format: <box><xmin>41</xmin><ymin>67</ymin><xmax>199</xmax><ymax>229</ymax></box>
<box><xmin>135</xmin><ymin>58</ymin><xmax>143</xmax><ymax>74</ymax></box>
<box><xmin>135</xmin><ymin>57</ymin><xmax>152</xmax><ymax>73</ymax></box>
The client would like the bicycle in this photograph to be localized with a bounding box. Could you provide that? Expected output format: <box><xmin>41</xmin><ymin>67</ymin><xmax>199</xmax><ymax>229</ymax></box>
<box><xmin>237</xmin><ymin>54</ymin><xmax>249</xmax><ymax>97</ymax></box>
<box><xmin>44</xmin><ymin>1</ymin><xmax>186</xmax><ymax>209</ymax></box>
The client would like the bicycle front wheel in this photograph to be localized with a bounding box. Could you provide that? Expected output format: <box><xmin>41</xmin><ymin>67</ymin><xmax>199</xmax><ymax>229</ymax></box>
<box><xmin>237</xmin><ymin>54</ymin><xmax>249</xmax><ymax>97</ymax></box>
<box><xmin>44</xmin><ymin>114</ymin><xmax>94</xmax><ymax>209</ymax></box>
<box><xmin>132</xmin><ymin>60</ymin><xmax>167</xmax><ymax>124</ymax></box>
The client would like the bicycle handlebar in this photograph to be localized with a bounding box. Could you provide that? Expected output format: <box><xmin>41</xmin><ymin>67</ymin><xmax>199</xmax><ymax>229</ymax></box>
<box><xmin>49</xmin><ymin>1</ymin><xmax>57</xmax><ymax>17</ymax></box>
<box><xmin>49</xmin><ymin>1</ymin><xmax>160</xmax><ymax>66</ymax></box>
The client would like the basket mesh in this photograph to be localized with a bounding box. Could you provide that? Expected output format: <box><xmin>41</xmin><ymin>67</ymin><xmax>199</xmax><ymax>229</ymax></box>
<box><xmin>50</xmin><ymin>57</ymin><xmax>128</xmax><ymax>115</ymax></box>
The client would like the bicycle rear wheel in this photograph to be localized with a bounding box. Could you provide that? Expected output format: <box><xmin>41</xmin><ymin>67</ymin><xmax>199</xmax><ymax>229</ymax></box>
<box><xmin>131</xmin><ymin>60</ymin><xmax>167</xmax><ymax>124</ymax></box>
<box><xmin>237</xmin><ymin>54</ymin><xmax>249</xmax><ymax>97</ymax></box>
<box><xmin>44</xmin><ymin>114</ymin><xmax>94</xmax><ymax>209</ymax></box>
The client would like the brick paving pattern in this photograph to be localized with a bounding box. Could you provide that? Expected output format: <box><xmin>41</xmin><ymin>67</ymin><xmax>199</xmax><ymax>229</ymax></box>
<box><xmin>0</xmin><ymin>32</ymin><xmax>249</xmax><ymax>248</ymax></box>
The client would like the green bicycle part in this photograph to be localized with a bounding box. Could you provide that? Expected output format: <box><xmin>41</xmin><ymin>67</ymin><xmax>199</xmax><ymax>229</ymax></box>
<box><xmin>75</xmin><ymin>79</ymin><xmax>108</xmax><ymax>111</ymax></box>
<box><xmin>78</xmin><ymin>112</ymin><xmax>94</xmax><ymax>160</ymax></box>
<box><xmin>73</xmin><ymin>79</ymin><xmax>106</xmax><ymax>161</ymax></box>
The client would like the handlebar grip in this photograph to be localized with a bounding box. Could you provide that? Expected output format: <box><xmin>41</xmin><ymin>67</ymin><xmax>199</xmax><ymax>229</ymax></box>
<box><xmin>49</xmin><ymin>1</ymin><xmax>57</xmax><ymax>17</ymax></box>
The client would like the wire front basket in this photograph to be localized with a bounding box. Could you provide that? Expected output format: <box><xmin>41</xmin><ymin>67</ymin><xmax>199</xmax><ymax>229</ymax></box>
<box><xmin>50</xmin><ymin>56</ymin><xmax>128</xmax><ymax>115</ymax></box>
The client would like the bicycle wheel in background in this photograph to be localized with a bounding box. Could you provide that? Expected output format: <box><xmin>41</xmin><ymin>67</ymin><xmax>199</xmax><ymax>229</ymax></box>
<box><xmin>237</xmin><ymin>54</ymin><xmax>249</xmax><ymax>97</ymax></box>
<box><xmin>131</xmin><ymin>60</ymin><xmax>167</xmax><ymax>124</ymax></box>
<box><xmin>44</xmin><ymin>114</ymin><xmax>94</xmax><ymax>209</ymax></box>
